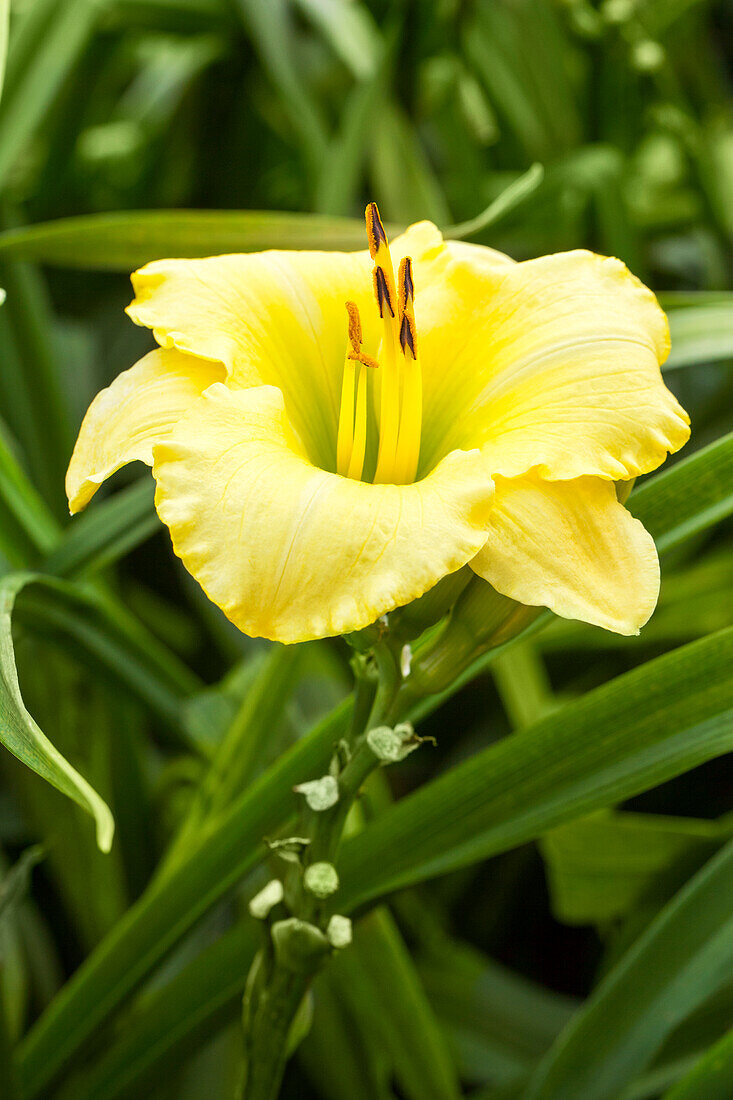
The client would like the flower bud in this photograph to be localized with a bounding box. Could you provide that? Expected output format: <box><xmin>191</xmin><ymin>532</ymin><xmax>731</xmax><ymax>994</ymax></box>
<box><xmin>303</xmin><ymin>862</ymin><xmax>340</xmax><ymax>898</ymax></box>
<box><xmin>631</xmin><ymin>40</ymin><xmax>665</xmax><ymax>73</ymax></box>
<box><xmin>271</xmin><ymin>918</ymin><xmax>330</xmax><ymax>972</ymax></box>
<box><xmin>389</xmin><ymin>566</ymin><xmax>473</xmax><ymax>641</ymax></box>
<box><xmin>408</xmin><ymin>579</ymin><xmax>541</xmax><ymax>695</ymax></box>
<box><xmin>327</xmin><ymin>915</ymin><xmax>352</xmax><ymax>949</ymax></box>
<box><xmin>249</xmin><ymin>879</ymin><xmax>284</xmax><ymax>920</ymax></box>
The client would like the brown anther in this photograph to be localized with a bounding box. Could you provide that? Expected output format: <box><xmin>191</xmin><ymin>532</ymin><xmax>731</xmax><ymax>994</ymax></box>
<box><xmin>348</xmin><ymin>350</ymin><xmax>380</xmax><ymax>369</ymax></box>
<box><xmin>399</xmin><ymin>314</ymin><xmax>417</xmax><ymax>359</ymax></box>
<box><xmin>345</xmin><ymin>300</ymin><xmax>362</xmax><ymax>352</ymax></box>
<box><xmin>373</xmin><ymin>266</ymin><xmax>395</xmax><ymax>318</ymax></box>
<box><xmin>398</xmin><ymin>256</ymin><xmax>414</xmax><ymax>310</ymax></box>
<box><xmin>365</xmin><ymin>202</ymin><xmax>388</xmax><ymax>258</ymax></box>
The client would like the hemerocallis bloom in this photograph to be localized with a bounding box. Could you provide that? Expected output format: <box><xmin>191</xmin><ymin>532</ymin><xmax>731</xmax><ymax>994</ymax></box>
<box><xmin>66</xmin><ymin>206</ymin><xmax>689</xmax><ymax>643</ymax></box>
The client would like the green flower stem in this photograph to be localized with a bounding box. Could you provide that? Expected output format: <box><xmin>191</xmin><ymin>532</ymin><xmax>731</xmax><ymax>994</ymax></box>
<box><xmin>240</xmin><ymin>640</ymin><xmax>401</xmax><ymax>1100</ymax></box>
<box><xmin>241</xmin><ymin>964</ymin><xmax>312</xmax><ymax>1100</ymax></box>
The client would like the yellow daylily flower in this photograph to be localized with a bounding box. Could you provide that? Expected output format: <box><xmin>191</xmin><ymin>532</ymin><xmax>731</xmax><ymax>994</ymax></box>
<box><xmin>66</xmin><ymin>207</ymin><xmax>689</xmax><ymax>643</ymax></box>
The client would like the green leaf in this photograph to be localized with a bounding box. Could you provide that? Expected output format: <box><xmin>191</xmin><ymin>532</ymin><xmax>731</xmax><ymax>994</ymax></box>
<box><xmin>419</xmin><ymin>938</ymin><xmax>576</xmax><ymax>1086</ymax></box>
<box><xmin>0</xmin><ymin>0</ymin><xmax>106</xmax><ymax>193</ymax></box>
<box><xmin>664</xmin><ymin>1027</ymin><xmax>733</xmax><ymax>1100</ymax></box>
<box><xmin>371</xmin><ymin>102</ymin><xmax>451</xmax><ymax>225</ymax></box>
<box><xmin>13</xmin><ymin>575</ymin><xmax>199</xmax><ymax>740</ymax></box>
<box><xmin>54</xmin><ymin>922</ymin><xmax>259</xmax><ymax>1100</ymax></box>
<box><xmin>446</xmin><ymin>163</ymin><xmax>545</xmax><ymax>239</ymax></box>
<box><xmin>301</xmin><ymin>964</ymin><xmax>393</xmax><ymax>1100</ymax></box>
<box><xmin>335</xmin><ymin>629</ymin><xmax>733</xmax><ymax>912</ymax></box>
<box><xmin>337</xmin><ymin>909</ymin><xmax>460</xmax><ymax>1100</ymax></box>
<box><xmin>16</xmin><ymin>702</ymin><xmax>351</xmax><ymax>1098</ymax></box>
<box><xmin>666</xmin><ymin>303</ymin><xmax>733</xmax><ymax>369</ymax></box>
<box><xmin>235</xmin><ymin>0</ymin><xmax>328</xmax><ymax>178</ymax></box>
<box><xmin>0</xmin><ymin>0</ymin><xmax>10</xmax><ymax>104</ymax></box>
<box><xmin>0</xmin><ymin>846</ymin><xmax>43</xmax><ymax>926</ymax></box>
<box><xmin>162</xmin><ymin>643</ymin><xmax>306</xmax><ymax>873</ymax></box>
<box><xmin>43</xmin><ymin>479</ymin><xmax>158</xmax><ymax>578</ymax></box>
<box><xmin>0</xmin><ymin>417</ymin><xmax>58</xmax><ymax>568</ymax></box>
<box><xmin>524</xmin><ymin>838</ymin><xmax>733</xmax><ymax>1100</ymax></box>
<box><xmin>540</xmin><ymin>810</ymin><xmax>726</xmax><ymax>925</ymax></box>
<box><xmin>293</xmin><ymin>0</ymin><xmax>381</xmax><ymax>80</ymax></box>
<box><xmin>18</xmin><ymin>421</ymin><xmax>733</xmax><ymax>1096</ymax></box>
<box><xmin>0</xmin><ymin>573</ymin><xmax>113</xmax><ymax>852</ymax></box>
<box><xmin>0</xmin><ymin>210</ymin><xmax>369</xmax><ymax>270</ymax></box>
<box><xmin>0</xmin><ymin>257</ymin><xmax>74</xmax><ymax>515</ymax></box>
<box><xmin>628</xmin><ymin>431</ymin><xmax>733</xmax><ymax>555</ymax></box>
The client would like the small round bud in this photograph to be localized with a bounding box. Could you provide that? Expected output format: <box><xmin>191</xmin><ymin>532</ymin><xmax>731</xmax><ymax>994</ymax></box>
<box><xmin>303</xmin><ymin>862</ymin><xmax>340</xmax><ymax>898</ymax></box>
<box><xmin>601</xmin><ymin>0</ymin><xmax>635</xmax><ymax>24</ymax></box>
<box><xmin>294</xmin><ymin>775</ymin><xmax>339</xmax><ymax>811</ymax></box>
<box><xmin>631</xmin><ymin>40</ymin><xmax>665</xmax><ymax>73</ymax></box>
<box><xmin>327</xmin><ymin>915</ymin><xmax>353</xmax><ymax>949</ymax></box>
<box><xmin>249</xmin><ymin>879</ymin><xmax>284</xmax><ymax>920</ymax></box>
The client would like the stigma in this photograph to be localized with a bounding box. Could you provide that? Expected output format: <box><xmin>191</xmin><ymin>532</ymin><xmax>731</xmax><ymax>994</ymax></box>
<box><xmin>336</xmin><ymin>203</ymin><xmax>422</xmax><ymax>485</ymax></box>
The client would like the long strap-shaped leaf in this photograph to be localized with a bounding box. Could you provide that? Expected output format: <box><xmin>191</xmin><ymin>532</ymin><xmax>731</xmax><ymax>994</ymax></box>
<box><xmin>0</xmin><ymin>573</ymin><xmax>113</xmax><ymax>851</ymax></box>
<box><xmin>663</xmin><ymin>1026</ymin><xmax>733</xmax><ymax>1100</ymax></box>
<box><xmin>522</xmin><ymin>838</ymin><xmax>733</xmax><ymax>1100</ymax></box>
<box><xmin>16</xmin><ymin>425</ymin><xmax>733</xmax><ymax>1095</ymax></box>
<box><xmin>16</xmin><ymin>700</ymin><xmax>350</xmax><ymax>1098</ymax></box>
<box><xmin>0</xmin><ymin>210</ymin><xmax>369</xmax><ymax>269</ymax></box>
<box><xmin>335</xmin><ymin>628</ymin><xmax>733</xmax><ymax>912</ymax></box>
<box><xmin>13</xmin><ymin>574</ymin><xmax>199</xmax><ymax>734</ymax></box>
<box><xmin>17</xmin><ymin>628</ymin><xmax>733</xmax><ymax>1098</ymax></box>
<box><xmin>628</xmin><ymin>430</ymin><xmax>733</xmax><ymax>554</ymax></box>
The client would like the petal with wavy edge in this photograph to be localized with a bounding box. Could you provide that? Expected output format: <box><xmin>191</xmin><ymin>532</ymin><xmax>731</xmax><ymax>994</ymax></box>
<box><xmin>66</xmin><ymin>348</ymin><xmax>224</xmax><ymax>514</ymax></box>
<box><xmin>471</xmin><ymin>475</ymin><xmax>660</xmax><ymax>635</ymax></box>
<box><xmin>152</xmin><ymin>384</ymin><xmax>494</xmax><ymax>643</ymax></box>
<box><xmin>124</xmin><ymin>223</ymin><xmax>512</xmax><ymax>475</ymax></box>
<box><xmin>126</xmin><ymin>248</ymin><xmax>376</xmax><ymax>469</ymax></box>
<box><xmin>407</xmin><ymin>245</ymin><xmax>689</xmax><ymax>480</ymax></box>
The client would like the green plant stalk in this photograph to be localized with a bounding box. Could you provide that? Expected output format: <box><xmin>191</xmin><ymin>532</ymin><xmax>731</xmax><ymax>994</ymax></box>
<box><xmin>240</xmin><ymin>642</ymin><xmax>400</xmax><ymax>1100</ymax></box>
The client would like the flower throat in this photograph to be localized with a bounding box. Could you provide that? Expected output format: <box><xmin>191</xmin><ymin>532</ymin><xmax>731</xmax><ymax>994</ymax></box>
<box><xmin>336</xmin><ymin>203</ymin><xmax>422</xmax><ymax>485</ymax></box>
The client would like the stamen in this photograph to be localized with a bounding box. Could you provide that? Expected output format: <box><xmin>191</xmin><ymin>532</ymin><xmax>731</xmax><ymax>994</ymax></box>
<box><xmin>337</xmin><ymin>302</ymin><xmax>362</xmax><ymax>477</ymax></box>
<box><xmin>337</xmin><ymin>207</ymin><xmax>423</xmax><ymax>485</ymax></box>
<box><xmin>393</xmin><ymin>256</ymin><xmax>422</xmax><ymax>484</ymax></box>
<box><xmin>366</xmin><ymin>203</ymin><xmax>402</xmax><ymax>485</ymax></box>
<box><xmin>347</xmin><ymin>359</ymin><xmax>368</xmax><ymax>481</ymax></box>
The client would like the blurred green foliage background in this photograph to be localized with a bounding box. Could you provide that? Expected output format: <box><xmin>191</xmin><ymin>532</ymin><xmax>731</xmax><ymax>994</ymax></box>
<box><xmin>0</xmin><ymin>1</ymin><xmax>732</xmax><ymax>1098</ymax></box>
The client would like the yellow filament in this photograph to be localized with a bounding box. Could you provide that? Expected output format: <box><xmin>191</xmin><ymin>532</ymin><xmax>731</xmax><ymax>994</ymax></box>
<box><xmin>394</xmin><ymin>357</ymin><xmax>422</xmax><ymax>484</ymax></box>
<box><xmin>373</xmin><ymin>325</ymin><xmax>400</xmax><ymax>483</ymax></box>
<box><xmin>347</xmin><ymin>363</ymin><xmax>368</xmax><ymax>481</ymax></box>
<box><xmin>336</xmin><ymin>356</ymin><xmax>357</xmax><ymax>477</ymax></box>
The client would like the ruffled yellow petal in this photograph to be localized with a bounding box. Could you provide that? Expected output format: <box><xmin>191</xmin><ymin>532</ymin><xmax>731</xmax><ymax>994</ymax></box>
<box><xmin>126</xmin><ymin>249</ymin><xmax>377</xmax><ymax>470</ymax></box>
<box><xmin>470</xmin><ymin>475</ymin><xmax>660</xmax><ymax>635</ymax></box>
<box><xmin>403</xmin><ymin>243</ymin><xmax>689</xmax><ymax>481</ymax></box>
<box><xmin>66</xmin><ymin>348</ymin><xmax>223</xmax><ymax>514</ymax></box>
<box><xmin>152</xmin><ymin>384</ymin><xmax>494</xmax><ymax>643</ymax></box>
